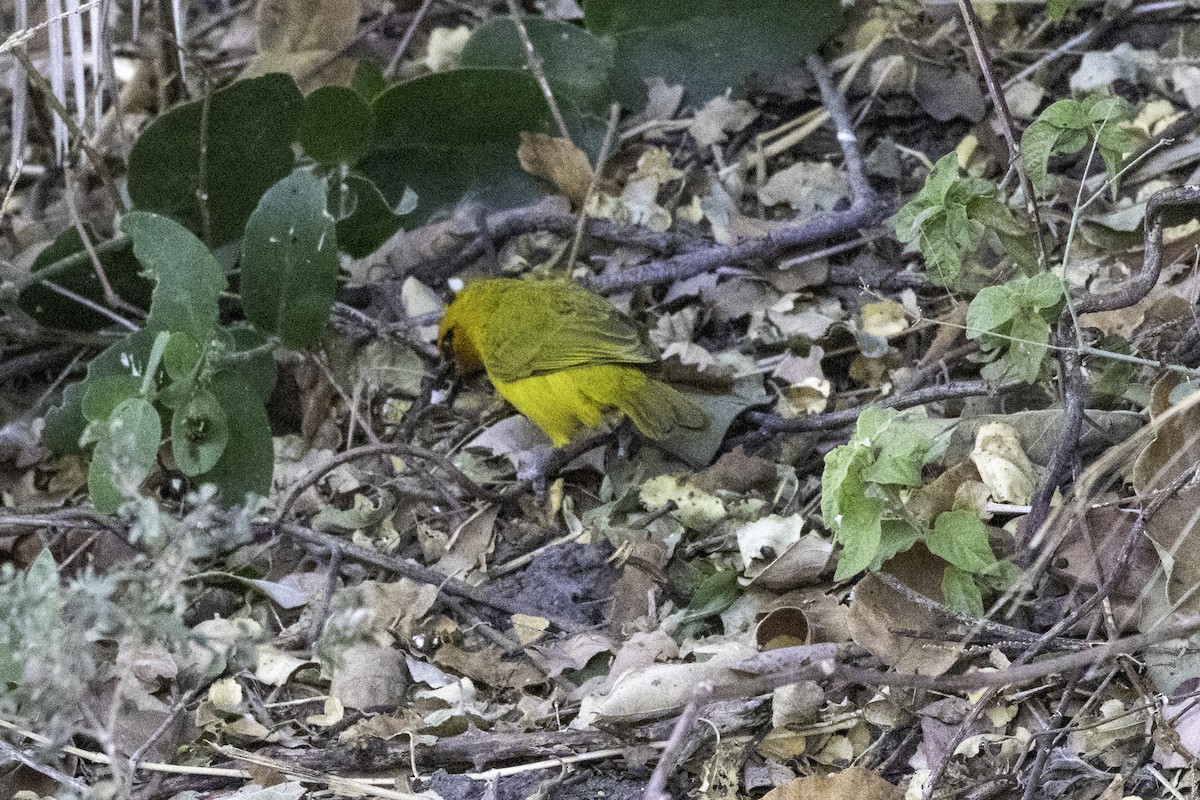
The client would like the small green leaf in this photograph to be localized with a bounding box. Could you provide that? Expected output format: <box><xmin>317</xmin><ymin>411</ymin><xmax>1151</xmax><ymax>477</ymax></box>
<box><xmin>299</xmin><ymin>86</ymin><xmax>375</xmax><ymax>166</ymax></box>
<box><xmin>863</xmin><ymin>423</ymin><xmax>935</xmax><ymax>487</ymax></box>
<box><xmin>88</xmin><ymin>397</ymin><xmax>162</xmax><ymax>512</ymax></box>
<box><xmin>942</xmin><ymin>566</ymin><xmax>985</xmax><ymax>617</ymax></box>
<box><xmin>926</xmin><ymin>510</ymin><xmax>996</xmax><ymax>574</ymax></box>
<box><xmin>1046</xmin><ymin>0</ymin><xmax>1079</xmax><ymax>22</ymax></box>
<box><xmin>162</xmin><ymin>332</ymin><xmax>205</xmax><ymax>381</ymax></box>
<box><xmin>127</xmin><ymin>74</ymin><xmax>304</xmax><ymax>247</ymax></box>
<box><xmin>1021</xmin><ymin>272</ymin><xmax>1066</xmax><ymax>310</ymax></box>
<box><xmin>832</xmin><ymin>495</ymin><xmax>883</xmax><ymax>580</ymax></box>
<box><xmin>240</xmin><ymin>168</ymin><xmax>339</xmax><ymax>349</ymax></box>
<box><xmin>682</xmin><ymin>570</ymin><xmax>740</xmax><ymax>622</ymax></box>
<box><xmin>171</xmin><ymin>388</ymin><xmax>230</xmax><ymax>476</ymax></box>
<box><xmin>966</xmin><ymin>285</ymin><xmax>1018</xmax><ymax>338</ymax></box>
<box><xmin>122</xmin><ymin>212</ymin><xmax>227</xmax><ymax>341</ymax></box>
<box><xmin>352</xmin><ymin>59</ymin><xmax>388</xmax><ymax>102</ymax></box>
<box><xmin>81</xmin><ymin>375</ymin><xmax>143</xmax><ymax>423</ymax></box>
<box><xmin>44</xmin><ymin>329</ymin><xmax>159</xmax><ymax>454</ymax></box>
<box><xmin>1007</xmin><ymin>312</ymin><xmax>1052</xmax><ymax>383</ymax></box>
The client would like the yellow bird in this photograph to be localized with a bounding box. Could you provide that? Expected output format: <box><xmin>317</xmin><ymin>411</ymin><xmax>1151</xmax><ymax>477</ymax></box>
<box><xmin>438</xmin><ymin>278</ymin><xmax>708</xmax><ymax>447</ymax></box>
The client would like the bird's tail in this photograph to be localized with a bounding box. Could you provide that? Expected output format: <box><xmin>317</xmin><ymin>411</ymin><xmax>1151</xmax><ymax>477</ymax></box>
<box><xmin>619</xmin><ymin>374</ymin><xmax>709</xmax><ymax>441</ymax></box>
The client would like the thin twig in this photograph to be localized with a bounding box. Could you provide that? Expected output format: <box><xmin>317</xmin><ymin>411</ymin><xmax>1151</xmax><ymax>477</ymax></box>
<box><xmin>385</xmin><ymin>0</ymin><xmax>436</xmax><ymax>77</ymax></box>
<box><xmin>274</xmin><ymin>441</ymin><xmax>498</xmax><ymax>523</ymax></box>
<box><xmin>566</xmin><ymin>103</ymin><xmax>621</xmax><ymax>270</ymax></box>
<box><xmin>505</xmin><ymin>0</ymin><xmax>570</xmax><ymax>140</ymax></box>
<box><xmin>643</xmin><ymin>685</ymin><xmax>712</xmax><ymax>800</ymax></box>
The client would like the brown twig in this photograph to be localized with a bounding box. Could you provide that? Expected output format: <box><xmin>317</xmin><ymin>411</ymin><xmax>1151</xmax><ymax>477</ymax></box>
<box><xmin>749</xmin><ymin>379</ymin><xmax>1012</xmax><ymax>435</ymax></box>
<box><xmin>587</xmin><ymin>55</ymin><xmax>885</xmax><ymax>294</ymax></box>
<box><xmin>274</xmin><ymin>441</ymin><xmax>498</xmax><ymax>522</ymax></box>
<box><xmin>273</xmin><ymin>520</ymin><xmax>587</xmax><ymax>634</ymax></box>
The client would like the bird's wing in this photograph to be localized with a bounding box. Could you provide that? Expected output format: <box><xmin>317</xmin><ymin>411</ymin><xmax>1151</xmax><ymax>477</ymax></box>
<box><xmin>484</xmin><ymin>285</ymin><xmax>658</xmax><ymax>382</ymax></box>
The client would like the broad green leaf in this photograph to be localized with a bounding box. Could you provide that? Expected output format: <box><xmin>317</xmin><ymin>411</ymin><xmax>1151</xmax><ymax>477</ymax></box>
<box><xmin>352</xmin><ymin>60</ymin><xmax>388</xmax><ymax>102</ymax></box>
<box><xmin>1007</xmin><ymin>312</ymin><xmax>1052</xmax><ymax>383</ymax></box>
<box><xmin>462</xmin><ymin>18</ymin><xmax>617</xmax><ymax>116</ymax></box>
<box><xmin>877</xmin><ymin>520</ymin><xmax>922</xmax><ymax>567</ymax></box>
<box><xmin>966</xmin><ymin>285</ymin><xmax>1018</xmax><ymax>338</ymax></box>
<box><xmin>127</xmin><ymin>74</ymin><xmax>304</xmax><ymax>247</ymax></box>
<box><xmin>198</xmin><ymin>372</ymin><xmax>274</xmax><ymax>503</ymax></box>
<box><xmin>221</xmin><ymin>325</ymin><xmax>279</xmax><ymax>403</ymax></box>
<box><xmin>926</xmin><ymin>510</ymin><xmax>996</xmax><ymax>574</ymax></box>
<box><xmin>122</xmin><ymin>212</ymin><xmax>226</xmax><ymax>341</ymax></box>
<box><xmin>240</xmin><ymin>169</ymin><xmax>338</xmax><ymax>349</ymax></box>
<box><xmin>1021</xmin><ymin>272</ymin><xmax>1066</xmax><ymax>310</ymax></box>
<box><xmin>18</xmin><ymin>227</ymin><xmax>151</xmax><ymax>330</ymax></box>
<box><xmin>584</xmin><ymin>0</ymin><xmax>842</xmax><ymax>107</ymax></box>
<box><xmin>864</xmin><ymin>423</ymin><xmax>935</xmax><ymax>487</ymax></box>
<box><xmin>299</xmin><ymin>86</ymin><xmax>375</xmax><ymax>166</ymax></box>
<box><xmin>832</xmin><ymin>494</ymin><xmax>883</xmax><ymax>580</ymax></box>
<box><xmin>87</xmin><ymin>397</ymin><xmax>162</xmax><ymax>512</ymax></box>
<box><xmin>358</xmin><ymin>68</ymin><xmax>557</xmax><ymax>226</ymax></box>
<box><xmin>334</xmin><ymin>174</ymin><xmax>411</xmax><ymax>258</ymax></box>
<box><xmin>171</xmin><ymin>388</ymin><xmax>230</xmax><ymax>476</ymax></box>
<box><xmin>942</xmin><ymin>566</ymin><xmax>985</xmax><ymax>616</ymax></box>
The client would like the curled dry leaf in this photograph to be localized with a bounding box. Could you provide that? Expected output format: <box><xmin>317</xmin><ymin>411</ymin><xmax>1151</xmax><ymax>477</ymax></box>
<box><xmin>970</xmin><ymin>421</ymin><xmax>1035</xmax><ymax>505</ymax></box>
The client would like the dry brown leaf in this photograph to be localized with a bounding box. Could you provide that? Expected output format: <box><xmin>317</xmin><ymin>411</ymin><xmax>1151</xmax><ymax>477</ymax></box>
<box><xmin>241</xmin><ymin>0</ymin><xmax>360</xmax><ymax>89</ymax></box>
<box><xmin>761</xmin><ymin>766</ymin><xmax>903</xmax><ymax>800</ymax></box>
<box><xmin>517</xmin><ymin>132</ymin><xmax>594</xmax><ymax>209</ymax></box>
<box><xmin>848</xmin><ymin>572</ymin><xmax>964</xmax><ymax>676</ymax></box>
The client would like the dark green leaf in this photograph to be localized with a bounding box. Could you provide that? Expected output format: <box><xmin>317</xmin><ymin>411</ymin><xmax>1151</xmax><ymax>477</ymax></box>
<box><xmin>358</xmin><ymin>68</ymin><xmax>557</xmax><ymax>225</ymax></box>
<box><xmin>199</xmin><ymin>372</ymin><xmax>274</xmax><ymax>503</ymax></box>
<box><xmin>584</xmin><ymin>0</ymin><xmax>842</xmax><ymax>106</ymax></box>
<box><xmin>127</xmin><ymin>74</ymin><xmax>304</xmax><ymax>247</ymax></box>
<box><xmin>240</xmin><ymin>168</ymin><xmax>339</xmax><ymax>349</ymax></box>
<box><xmin>334</xmin><ymin>174</ymin><xmax>410</xmax><ymax>258</ymax></box>
<box><xmin>300</xmin><ymin>86</ymin><xmax>375</xmax><ymax>165</ymax></box>
<box><xmin>352</xmin><ymin>59</ymin><xmax>388</xmax><ymax>102</ymax></box>
<box><xmin>221</xmin><ymin>325</ymin><xmax>278</xmax><ymax>402</ymax></box>
<box><xmin>462</xmin><ymin>18</ymin><xmax>616</xmax><ymax>116</ymax></box>
<box><xmin>19</xmin><ymin>228</ymin><xmax>151</xmax><ymax>331</ymax></box>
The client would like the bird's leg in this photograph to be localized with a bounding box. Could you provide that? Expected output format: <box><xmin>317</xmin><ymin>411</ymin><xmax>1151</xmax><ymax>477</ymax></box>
<box><xmin>516</xmin><ymin>444</ymin><xmax>555</xmax><ymax>502</ymax></box>
<box><xmin>615</xmin><ymin>419</ymin><xmax>636</xmax><ymax>459</ymax></box>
